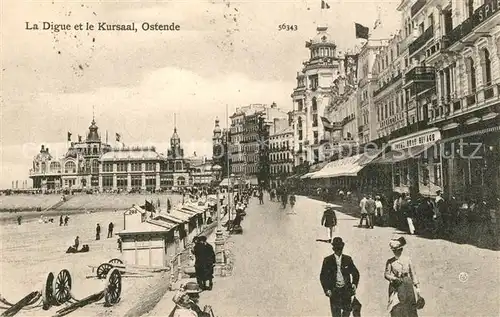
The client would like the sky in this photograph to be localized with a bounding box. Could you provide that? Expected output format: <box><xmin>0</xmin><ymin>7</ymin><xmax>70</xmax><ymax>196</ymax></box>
<box><xmin>0</xmin><ymin>0</ymin><xmax>401</xmax><ymax>189</ymax></box>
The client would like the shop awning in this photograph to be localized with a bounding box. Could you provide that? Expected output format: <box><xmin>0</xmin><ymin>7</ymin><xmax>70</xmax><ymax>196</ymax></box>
<box><xmin>218</xmin><ymin>178</ymin><xmax>230</xmax><ymax>186</ymax></box>
<box><xmin>311</xmin><ymin>154</ymin><xmax>363</xmax><ymax>179</ymax></box>
<box><xmin>371</xmin><ymin>144</ymin><xmax>434</xmax><ymax>164</ymax></box>
<box><xmin>300</xmin><ymin>172</ymin><xmax>317</xmax><ymax>179</ymax></box>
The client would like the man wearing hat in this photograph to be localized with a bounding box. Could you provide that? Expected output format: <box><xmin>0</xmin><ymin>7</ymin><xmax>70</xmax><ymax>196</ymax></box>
<box><xmin>170</xmin><ymin>282</ymin><xmax>211</xmax><ymax>317</ymax></box>
<box><xmin>320</xmin><ymin>237</ymin><xmax>360</xmax><ymax>317</ymax></box>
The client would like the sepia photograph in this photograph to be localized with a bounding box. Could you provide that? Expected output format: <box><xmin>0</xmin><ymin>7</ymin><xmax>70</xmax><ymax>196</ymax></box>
<box><xmin>1</xmin><ymin>0</ymin><xmax>499</xmax><ymax>316</ymax></box>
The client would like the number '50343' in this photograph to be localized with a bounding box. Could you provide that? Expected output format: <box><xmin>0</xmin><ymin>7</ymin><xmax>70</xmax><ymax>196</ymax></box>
<box><xmin>278</xmin><ymin>24</ymin><xmax>298</xmax><ymax>31</ymax></box>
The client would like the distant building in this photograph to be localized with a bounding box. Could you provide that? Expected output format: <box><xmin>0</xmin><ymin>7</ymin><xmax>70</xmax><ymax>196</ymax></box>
<box><xmin>268</xmin><ymin>117</ymin><xmax>294</xmax><ymax>188</ymax></box>
<box><xmin>229</xmin><ymin>103</ymin><xmax>288</xmax><ymax>188</ymax></box>
<box><xmin>29</xmin><ymin>118</ymin><xmax>197</xmax><ymax>191</ymax></box>
<box><xmin>29</xmin><ymin>118</ymin><xmax>112</xmax><ymax>190</ymax></box>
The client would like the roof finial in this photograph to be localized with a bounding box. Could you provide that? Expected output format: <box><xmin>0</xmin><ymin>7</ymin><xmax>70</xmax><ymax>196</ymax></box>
<box><xmin>174</xmin><ymin>113</ymin><xmax>177</xmax><ymax>132</ymax></box>
<box><xmin>92</xmin><ymin>105</ymin><xmax>95</xmax><ymax>124</ymax></box>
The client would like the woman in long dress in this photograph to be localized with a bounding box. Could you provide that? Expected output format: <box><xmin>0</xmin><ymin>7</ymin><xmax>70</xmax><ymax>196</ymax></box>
<box><xmin>384</xmin><ymin>237</ymin><xmax>420</xmax><ymax>317</ymax></box>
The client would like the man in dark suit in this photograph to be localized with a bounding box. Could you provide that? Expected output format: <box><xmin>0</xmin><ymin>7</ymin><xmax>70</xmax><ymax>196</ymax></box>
<box><xmin>320</xmin><ymin>237</ymin><xmax>360</xmax><ymax>317</ymax></box>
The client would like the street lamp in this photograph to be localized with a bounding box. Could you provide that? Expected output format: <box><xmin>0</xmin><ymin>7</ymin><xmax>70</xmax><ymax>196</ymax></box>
<box><xmin>229</xmin><ymin>173</ymin><xmax>235</xmax><ymax>222</ymax></box>
<box><xmin>211</xmin><ymin>164</ymin><xmax>225</xmax><ymax>267</ymax></box>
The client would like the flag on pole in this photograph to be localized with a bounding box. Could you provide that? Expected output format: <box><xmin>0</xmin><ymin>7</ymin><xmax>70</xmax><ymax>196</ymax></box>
<box><xmin>355</xmin><ymin>23</ymin><xmax>369</xmax><ymax>39</ymax></box>
<box><xmin>321</xmin><ymin>116</ymin><xmax>333</xmax><ymax>132</ymax></box>
<box><xmin>116</xmin><ymin>133</ymin><xmax>121</xmax><ymax>142</ymax></box>
<box><xmin>373</xmin><ymin>5</ymin><xmax>382</xmax><ymax>29</ymax></box>
<box><xmin>67</xmin><ymin>131</ymin><xmax>72</xmax><ymax>142</ymax></box>
<box><xmin>321</xmin><ymin>0</ymin><xmax>330</xmax><ymax>9</ymax></box>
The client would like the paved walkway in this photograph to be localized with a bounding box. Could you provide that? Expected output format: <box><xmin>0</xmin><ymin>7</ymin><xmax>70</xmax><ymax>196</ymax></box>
<box><xmin>150</xmin><ymin>195</ymin><xmax>500</xmax><ymax>317</ymax></box>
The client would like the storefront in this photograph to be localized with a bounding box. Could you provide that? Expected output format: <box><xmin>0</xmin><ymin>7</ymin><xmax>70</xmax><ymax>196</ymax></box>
<box><xmin>372</xmin><ymin>128</ymin><xmax>442</xmax><ymax>198</ymax></box>
<box><xmin>439</xmin><ymin>118</ymin><xmax>500</xmax><ymax>205</ymax></box>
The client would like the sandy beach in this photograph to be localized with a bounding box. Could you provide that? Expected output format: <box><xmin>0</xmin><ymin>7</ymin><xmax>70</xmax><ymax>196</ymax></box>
<box><xmin>0</xmin><ymin>195</ymin><xmax>182</xmax><ymax>317</ymax></box>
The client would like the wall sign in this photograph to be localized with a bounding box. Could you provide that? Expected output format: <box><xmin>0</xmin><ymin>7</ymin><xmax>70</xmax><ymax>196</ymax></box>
<box><xmin>391</xmin><ymin>129</ymin><xmax>441</xmax><ymax>151</ymax></box>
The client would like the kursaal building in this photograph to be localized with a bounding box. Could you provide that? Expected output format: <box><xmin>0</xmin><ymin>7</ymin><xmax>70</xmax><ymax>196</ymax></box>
<box><xmin>29</xmin><ymin>118</ymin><xmax>208</xmax><ymax>191</ymax></box>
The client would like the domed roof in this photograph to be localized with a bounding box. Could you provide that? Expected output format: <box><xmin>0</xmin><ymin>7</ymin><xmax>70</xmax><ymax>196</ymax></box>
<box><xmin>86</xmin><ymin>119</ymin><xmax>100</xmax><ymax>142</ymax></box>
<box><xmin>35</xmin><ymin>145</ymin><xmax>52</xmax><ymax>161</ymax></box>
<box><xmin>310</xmin><ymin>26</ymin><xmax>335</xmax><ymax>46</ymax></box>
<box><xmin>213</xmin><ymin>117</ymin><xmax>222</xmax><ymax>134</ymax></box>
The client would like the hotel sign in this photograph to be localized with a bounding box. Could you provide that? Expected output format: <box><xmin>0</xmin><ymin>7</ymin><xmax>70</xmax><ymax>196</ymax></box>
<box><xmin>391</xmin><ymin>129</ymin><xmax>441</xmax><ymax>151</ymax></box>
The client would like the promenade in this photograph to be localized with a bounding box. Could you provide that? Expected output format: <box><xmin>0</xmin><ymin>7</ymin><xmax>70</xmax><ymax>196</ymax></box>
<box><xmin>150</xmin><ymin>195</ymin><xmax>499</xmax><ymax>317</ymax></box>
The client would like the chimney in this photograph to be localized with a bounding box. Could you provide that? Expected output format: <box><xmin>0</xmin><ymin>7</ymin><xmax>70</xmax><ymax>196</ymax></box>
<box><xmin>194</xmin><ymin>151</ymin><xmax>197</xmax><ymax>157</ymax></box>
<box><xmin>46</xmin><ymin>148</ymin><xmax>49</xmax><ymax>153</ymax></box>
<box><xmin>41</xmin><ymin>145</ymin><xmax>45</xmax><ymax>151</ymax></box>
<box><xmin>271</xmin><ymin>102</ymin><xmax>277</xmax><ymax>108</ymax></box>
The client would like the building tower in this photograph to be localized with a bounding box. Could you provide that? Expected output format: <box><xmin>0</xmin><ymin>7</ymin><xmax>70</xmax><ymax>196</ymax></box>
<box><xmin>291</xmin><ymin>26</ymin><xmax>343</xmax><ymax>166</ymax></box>
<box><xmin>168</xmin><ymin>126</ymin><xmax>184</xmax><ymax>159</ymax></box>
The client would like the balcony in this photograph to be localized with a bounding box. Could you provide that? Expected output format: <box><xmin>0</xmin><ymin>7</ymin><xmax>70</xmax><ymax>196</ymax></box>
<box><xmin>411</xmin><ymin>0</ymin><xmax>426</xmax><ymax>17</ymax></box>
<box><xmin>447</xmin><ymin>0</ymin><xmax>500</xmax><ymax>48</ymax></box>
<box><xmin>409</xmin><ymin>26</ymin><xmax>434</xmax><ymax>56</ymax></box>
<box><xmin>373</xmin><ymin>73</ymin><xmax>402</xmax><ymax>97</ymax></box>
<box><xmin>405</xmin><ymin>66</ymin><xmax>435</xmax><ymax>83</ymax></box>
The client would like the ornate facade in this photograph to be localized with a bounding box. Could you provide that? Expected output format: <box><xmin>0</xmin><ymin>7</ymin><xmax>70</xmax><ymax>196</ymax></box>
<box><xmin>269</xmin><ymin>118</ymin><xmax>294</xmax><ymax>188</ymax></box>
<box><xmin>30</xmin><ymin>119</ymin><xmax>196</xmax><ymax>191</ymax></box>
<box><xmin>29</xmin><ymin>118</ymin><xmax>112</xmax><ymax>190</ymax></box>
<box><xmin>291</xmin><ymin>26</ymin><xmax>344</xmax><ymax>165</ymax></box>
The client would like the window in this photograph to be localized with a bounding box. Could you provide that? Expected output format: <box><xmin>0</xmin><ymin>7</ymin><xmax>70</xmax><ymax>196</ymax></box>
<box><xmin>312</xmin><ymin>114</ymin><xmax>318</xmax><ymax>127</ymax></box>
<box><xmin>310</xmin><ymin>75</ymin><xmax>319</xmax><ymax>90</ymax></box>
<box><xmin>131</xmin><ymin>175</ymin><xmax>142</xmax><ymax>188</ymax></box>
<box><xmin>312</xmin><ymin>97</ymin><xmax>317</xmax><ymax>111</ymax></box>
<box><xmin>50</xmin><ymin>162</ymin><xmax>61</xmax><ymax>173</ymax></box>
<box><xmin>91</xmin><ymin>160</ymin><xmax>99</xmax><ymax>174</ymax></box>
<box><xmin>65</xmin><ymin>161</ymin><xmax>76</xmax><ymax>173</ymax></box>
<box><xmin>175</xmin><ymin>161</ymin><xmax>182</xmax><ymax>171</ymax></box>
<box><xmin>466</xmin><ymin>57</ymin><xmax>476</xmax><ymax>93</ymax></box>
<box><xmin>146</xmin><ymin>162</ymin><xmax>156</xmax><ymax>171</ymax></box>
<box><xmin>131</xmin><ymin>163</ymin><xmax>141</xmax><ymax>171</ymax></box>
<box><xmin>116</xmin><ymin>175</ymin><xmax>127</xmax><ymax>188</ymax></box>
<box><xmin>482</xmin><ymin>49</ymin><xmax>492</xmax><ymax>86</ymax></box>
<box><xmin>313</xmin><ymin>131</ymin><xmax>319</xmax><ymax>144</ymax></box>
<box><xmin>297</xmin><ymin>99</ymin><xmax>303</xmax><ymax>111</ymax></box>
<box><xmin>102</xmin><ymin>176</ymin><xmax>113</xmax><ymax>188</ymax></box>
<box><xmin>41</xmin><ymin>162</ymin><xmax>47</xmax><ymax>173</ymax></box>
<box><xmin>102</xmin><ymin>163</ymin><xmax>113</xmax><ymax>172</ymax></box>
<box><xmin>117</xmin><ymin>163</ymin><xmax>127</xmax><ymax>172</ymax></box>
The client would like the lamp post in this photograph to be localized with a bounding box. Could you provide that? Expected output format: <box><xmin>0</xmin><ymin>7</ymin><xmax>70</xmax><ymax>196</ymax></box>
<box><xmin>211</xmin><ymin>164</ymin><xmax>225</xmax><ymax>268</ymax></box>
<box><xmin>229</xmin><ymin>173</ymin><xmax>235</xmax><ymax>222</ymax></box>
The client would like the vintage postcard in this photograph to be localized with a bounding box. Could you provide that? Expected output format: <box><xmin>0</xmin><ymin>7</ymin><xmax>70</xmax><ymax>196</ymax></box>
<box><xmin>1</xmin><ymin>0</ymin><xmax>499</xmax><ymax>316</ymax></box>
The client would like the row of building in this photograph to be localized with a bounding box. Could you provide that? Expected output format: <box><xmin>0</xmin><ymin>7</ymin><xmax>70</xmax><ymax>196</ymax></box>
<box><xmin>213</xmin><ymin>0</ymin><xmax>499</xmax><ymax>204</ymax></box>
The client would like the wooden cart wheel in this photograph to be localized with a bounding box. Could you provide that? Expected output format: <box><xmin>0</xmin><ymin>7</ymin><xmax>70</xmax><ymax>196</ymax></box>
<box><xmin>104</xmin><ymin>268</ymin><xmax>121</xmax><ymax>306</ymax></box>
<box><xmin>109</xmin><ymin>258</ymin><xmax>123</xmax><ymax>265</ymax></box>
<box><xmin>97</xmin><ymin>263</ymin><xmax>113</xmax><ymax>279</ymax></box>
<box><xmin>42</xmin><ymin>272</ymin><xmax>55</xmax><ymax>310</ymax></box>
<box><xmin>52</xmin><ymin>269</ymin><xmax>72</xmax><ymax>305</ymax></box>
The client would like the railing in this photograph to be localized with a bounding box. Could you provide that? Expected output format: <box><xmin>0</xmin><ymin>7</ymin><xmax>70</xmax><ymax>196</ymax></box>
<box><xmin>373</xmin><ymin>73</ymin><xmax>402</xmax><ymax>97</ymax></box>
<box><xmin>447</xmin><ymin>0</ymin><xmax>500</xmax><ymax>47</ymax></box>
<box><xmin>409</xmin><ymin>26</ymin><xmax>434</xmax><ymax>55</ymax></box>
<box><xmin>405</xmin><ymin>66</ymin><xmax>435</xmax><ymax>82</ymax></box>
<box><xmin>411</xmin><ymin>0</ymin><xmax>426</xmax><ymax>17</ymax></box>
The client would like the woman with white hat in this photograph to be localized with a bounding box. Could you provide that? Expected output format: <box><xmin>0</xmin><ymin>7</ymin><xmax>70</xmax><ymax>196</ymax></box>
<box><xmin>384</xmin><ymin>237</ymin><xmax>422</xmax><ymax>317</ymax></box>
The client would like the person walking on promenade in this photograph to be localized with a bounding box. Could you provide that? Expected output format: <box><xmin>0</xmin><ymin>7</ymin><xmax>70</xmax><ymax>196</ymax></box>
<box><xmin>64</xmin><ymin>215</ymin><xmax>69</xmax><ymax>226</ymax></box>
<box><xmin>400</xmin><ymin>195</ymin><xmax>415</xmax><ymax>234</ymax></box>
<box><xmin>59</xmin><ymin>215</ymin><xmax>64</xmax><ymax>226</ymax></box>
<box><xmin>95</xmin><ymin>223</ymin><xmax>101</xmax><ymax>240</ymax></box>
<box><xmin>434</xmin><ymin>190</ymin><xmax>448</xmax><ymax>234</ymax></box>
<box><xmin>258</xmin><ymin>190</ymin><xmax>264</xmax><ymax>205</ymax></box>
<box><xmin>107</xmin><ymin>222</ymin><xmax>114</xmax><ymax>238</ymax></box>
<box><xmin>320</xmin><ymin>237</ymin><xmax>360</xmax><ymax>317</ymax></box>
<box><xmin>321</xmin><ymin>204</ymin><xmax>338</xmax><ymax>241</ymax></box>
<box><xmin>385</xmin><ymin>237</ymin><xmax>422</xmax><ymax>317</ymax></box>
<box><xmin>199</xmin><ymin>236</ymin><xmax>216</xmax><ymax>290</ymax></box>
<box><xmin>191</xmin><ymin>237</ymin><xmax>205</xmax><ymax>289</ymax></box>
<box><xmin>358</xmin><ymin>194</ymin><xmax>369</xmax><ymax>228</ymax></box>
<box><xmin>375</xmin><ymin>195</ymin><xmax>384</xmax><ymax>225</ymax></box>
<box><xmin>366</xmin><ymin>194</ymin><xmax>376</xmax><ymax>229</ymax></box>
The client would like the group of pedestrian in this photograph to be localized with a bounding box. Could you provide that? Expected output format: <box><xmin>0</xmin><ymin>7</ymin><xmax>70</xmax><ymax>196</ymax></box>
<box><xmin>358</xmin><ymin>194</ymin><xmax>381</xmax><ymax>229</ymax></box>
<box><xmin>192</xmin><ymin>236</ymin><xmax>216</xmax><ymax>291</ymax></box>
<box><xmin>59</xmin><ymin>215</ymin><xmax>69</xmax><ymax>226</ymax></box>
<box><xmin>95</xmin><ymin>222</ymin><xmax>114</xmax><ymax>240</ymax></box>
<box><xmin>320</xmin><ymin>236</ymin><xmax>424</xmax><ymax>317</ymax></box>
